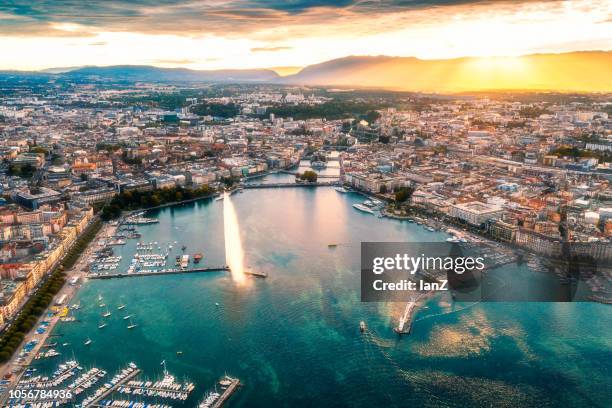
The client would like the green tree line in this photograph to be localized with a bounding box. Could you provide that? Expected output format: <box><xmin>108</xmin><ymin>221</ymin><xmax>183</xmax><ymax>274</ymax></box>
<box><xmin>101</xmin><ymin>185</ymin><xmax>215</xmax><ymax>220</ymax></box>
<box><xmin>0</xmin><ymin>219</ymin><xmax>102</xmax><ymax>363</ymax></box>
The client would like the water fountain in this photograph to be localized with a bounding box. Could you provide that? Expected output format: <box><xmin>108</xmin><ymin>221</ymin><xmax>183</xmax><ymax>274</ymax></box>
<box><xmin>223</xmin><ymin>192</ymin><xmax>247</xmax><ymax>284</ymax></box>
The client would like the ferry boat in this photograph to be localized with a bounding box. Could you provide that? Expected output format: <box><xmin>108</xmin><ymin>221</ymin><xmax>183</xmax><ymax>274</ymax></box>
<box><xmin>352</xmin><ymin>203</ymin><xmax>374</xmax><ymax>214</ymax></box>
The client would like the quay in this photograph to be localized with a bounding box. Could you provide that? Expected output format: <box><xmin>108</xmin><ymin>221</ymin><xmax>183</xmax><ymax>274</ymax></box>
<box><xmin>212</xmin><ymin>376</ymin><xmax>241</xmax><ymax>408</ymax></box>
<box><xmin>88</xmin><ymin>266</ymin><xmax>230</xmax><ymax>279</ymax></box>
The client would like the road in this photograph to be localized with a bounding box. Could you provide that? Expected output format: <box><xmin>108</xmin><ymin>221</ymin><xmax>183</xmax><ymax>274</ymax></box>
<box><xmin>0</xmin><ymin>221</ymin><xmax>116</xmax><ymax>404</ymax></box>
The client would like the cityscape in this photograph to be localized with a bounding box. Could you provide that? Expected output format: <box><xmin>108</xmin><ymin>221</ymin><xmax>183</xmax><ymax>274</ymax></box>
<box><xmin>0</xmin><ymin>0</ymin><xmax>611</xmax><ymax>407</ymax></box>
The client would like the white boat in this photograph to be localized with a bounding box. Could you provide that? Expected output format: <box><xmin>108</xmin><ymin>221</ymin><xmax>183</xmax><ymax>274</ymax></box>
<box><xmin>123</xmin><ymin>314</ymin><xmax>132</xmax><ymax>320</ymax></box>
<box><xmin>84</xmin><ymin>338</ymin><xmax>92</xmax><ymax>346</ymax></box>
<box><xmin>334</xmin><ymin>187</ymin><xmax>350</xmax><ymax>193</ymax></box>
<box><xmin>215</xmin><ymin>196</ymin><xmax>224</xmax><ymax>201</ymax></box>
<box><xmin>98</xmin><ymin>322</ymin><xmax>107</xmax><ymax>329</ymax></box>
<box><xmin>102</xmin><ymin>307</ymin><xmax>111</xmax><ymax>318</ymax></box>
<box><xmin>352</xmin><ymin>203</ymin><xmax>374</xmax><ymax>214</ymax></box>
<box><xmin>117</xmin><ymin>304</ymin><xmax>126</xmax><ymax>310</ymax></box>
<box><xmin>127</xmin><ymin>318</ymin><xmax>137</xmax><ymax>329</ymax></box>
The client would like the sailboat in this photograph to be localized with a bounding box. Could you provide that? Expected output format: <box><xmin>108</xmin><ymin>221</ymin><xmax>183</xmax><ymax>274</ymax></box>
<box><xmin>98</xmin><ymin>321</ymin><xmax>107</xmax><ymax>329</ymax></box>
<box><xmin>102</xmin><ymin>307</ymin><xmax>111</xmax><ymax>318</ymax></box>
<box><xmin>84</xmin><ymin>338</ymin><xmax>92</xmax><ymax>346</ymax></box>
<box><xmin>97</xmin><ymin>294</ymin><xmax>103</xmax><ymax>302</ymax></box>
<box><xmin>127</xmin><ymin>317</ymin><xmax>137</xmax><ymax>329</ymax></box>
<box><xmin>117</xmin><ymin>303</ymin><xmax>126</xmax><ymax>310</ymax></box>
<box><xmin>123</xmin><ymin>314</ymin><xmax>132</xmax><ymax>320</ymax></box>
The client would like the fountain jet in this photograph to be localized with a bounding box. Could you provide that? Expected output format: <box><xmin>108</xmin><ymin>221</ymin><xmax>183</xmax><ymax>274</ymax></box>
<box><xmin>223</xmin><ymin>192</ymin><xmax>246</xmax><ymax>284</ymax></box>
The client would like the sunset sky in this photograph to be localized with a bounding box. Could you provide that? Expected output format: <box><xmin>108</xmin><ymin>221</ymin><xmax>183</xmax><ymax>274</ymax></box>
<box><xmin>0</xmin><ymin>0</ymin><xmax>610</xmax><ymax>72</ymax></box>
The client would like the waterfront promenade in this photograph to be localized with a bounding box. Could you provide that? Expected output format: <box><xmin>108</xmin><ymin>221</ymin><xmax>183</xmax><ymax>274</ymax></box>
<box><xmin>0</xmin><ymin>221</ymin><xmax>117</xmax><ymax>404</ymax></box>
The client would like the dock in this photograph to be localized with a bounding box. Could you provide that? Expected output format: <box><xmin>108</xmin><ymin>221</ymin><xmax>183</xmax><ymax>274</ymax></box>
<box><xmin>394</xmin><ymin>301</ymin><xmax>416</xmax><ymax>335</ymax></box>
<box><xmin>212</xmin><ymin>376</ymin><xmax>241</xmax><ymax>408</ymax></box>
<box><xmin>88</xmin><ymin>266</ymin><xmax>230</xmax><ymax>279</ymax></box>
<box><xmin>82</xmin><ymin>367</ymin><xmax>141</xmax><ymax>407</ymax></box>
<box><xmin>244</xmin><ymin>270</ymin><xmax>267</xmax><ymax>278</ymax></box>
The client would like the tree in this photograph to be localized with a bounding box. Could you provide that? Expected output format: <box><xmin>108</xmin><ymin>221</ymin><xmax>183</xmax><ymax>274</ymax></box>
<box><xmin>299</xmin><ymin>170</ymin><xmax>318</xmax><ymax>183</ymax></box>
<box><xmin>395</xmin><ymin>186</ymin><xmax>414</xmax><ymax>204</ymax></box>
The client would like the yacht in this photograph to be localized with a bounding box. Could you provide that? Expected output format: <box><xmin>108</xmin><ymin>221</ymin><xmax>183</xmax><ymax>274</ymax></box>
<box><xmin>123</xmin><ymin>314</ymin><xmax>133</xmax><ymax>320</ymax></box>
<box><xmin>98</xmin><ymin>322</ymin><xmax>107</xmax><ymax>329</ymax></box>
<box><xmin>84</xmin><ymin>338</ymin><xmax>92</xmax><ymax>346</ymax></box>
<box><xmin>127</xmin><ymin>318</ymin><xmax>137</xmax><ymax>329</ymax></box>
<box><xmin>117</xmin><ymin>304</ymin><xmax>126</xmax><ymax>310</ymax></box>
<box><xmin>352</xmin><ymin>203</ymin><xmax>374</xmax><ymax>214</ymax></box>
<box><xmin>102</xmin><ymin>307</ymin><xmax>111</xmax><ymax>318</ymax></box>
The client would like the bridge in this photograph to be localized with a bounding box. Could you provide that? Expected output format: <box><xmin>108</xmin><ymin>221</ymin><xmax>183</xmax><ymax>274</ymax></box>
<box><xmin>277</xmin><ymin>169</ymin><xmax>340</xmax><ymax>179</ymax></box>
<box><xmin>243</xmin><ymin>181</ymin><xmax>337</xmax><ymax>189</ymax></box>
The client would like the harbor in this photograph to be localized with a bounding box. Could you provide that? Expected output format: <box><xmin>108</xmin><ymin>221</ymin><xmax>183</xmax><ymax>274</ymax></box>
<box><xmin>7</xmin><ymin>358</ymin><xmax>241</xmax><ymax>408</ymax></box>
<box><xmin>1</xmin><ymin>186</ymin><xmax>608</xmax><ymax>408</ymax></box>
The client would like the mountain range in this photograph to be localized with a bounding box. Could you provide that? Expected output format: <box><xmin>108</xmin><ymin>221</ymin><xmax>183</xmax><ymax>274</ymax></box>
<box><xmin>1</xmin><ymin>51</ymin><xmax>610</xmax><ymax>92</ymax></box>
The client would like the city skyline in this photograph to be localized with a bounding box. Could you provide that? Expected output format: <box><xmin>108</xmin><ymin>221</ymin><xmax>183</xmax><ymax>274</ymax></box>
<box><xmin>0</xmin><ymin>0</ymin><xmax>610</xmax><ymax>72</ymax></box>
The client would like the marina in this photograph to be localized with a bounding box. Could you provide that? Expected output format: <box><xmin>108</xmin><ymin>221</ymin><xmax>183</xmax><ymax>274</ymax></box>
<box><xmin>3</xmin><ymin>186</ymin><xmax>608</xmax><ymax>408</ymax></box>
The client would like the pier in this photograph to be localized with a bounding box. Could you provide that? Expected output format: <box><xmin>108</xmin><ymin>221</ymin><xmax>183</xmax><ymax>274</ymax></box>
<box><xmin>82</xmin><ymin>366</ymin><xmax>141</xmax><ymax>407</ymax></box>
<box><xmin>88</xmin><ymin>266</ymin><xmax>230</xmax><ymax>279</ymax></box>
<box><xmin>212</xmin><ymin>376</ymin><xmax>241</xmax><ymax>408</ymax></box>
<box><xmin>394</xmin><ymin>301</ymin><xmax>416</xmax><ymax>335</ymax></box>
<box><xmin>244</xmin><ymin>270</ymin><xmax>267</xmax><ymax>278</ymax></box>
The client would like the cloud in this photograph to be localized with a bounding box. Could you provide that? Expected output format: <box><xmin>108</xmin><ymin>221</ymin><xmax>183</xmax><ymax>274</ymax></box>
<box><xmin>251</xmin><ymin>45</ymin><xmax>292</xmax><ymax>52</ymax></box>
<box><xmin>152</xmin><ymin>58</ymin><xmax>195</xmax><ymax>64</ymax></box>
<box><xmin>0</xmin><ymin>0</ymin><xmax>574</xmax><ymax>38</ymax></box>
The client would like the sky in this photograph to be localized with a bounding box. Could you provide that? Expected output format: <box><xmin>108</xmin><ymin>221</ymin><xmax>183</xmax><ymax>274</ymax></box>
<box><xmin>0</xmin><ymin>0</ymin><xmax>610</xmax><ymax>72</ymax></box>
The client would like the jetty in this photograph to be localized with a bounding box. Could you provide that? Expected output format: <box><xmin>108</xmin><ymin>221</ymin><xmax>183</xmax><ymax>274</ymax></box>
<box><xmin>82</xmin><ymin>364</ymin><xmax>141</xmax><ymax>407</ymax></box>
<box><xmin>212</xmin><ymin>376</ymin><xmax>241</xmax><ymax>408</ymax></box>
<box><xmin>88</xmin><ymin>266</ymin><xmax>230</xmax><ymax>279</ymax></box>
<box><xmin>394</xmin><ymin>301</ymin><xmax>417</xmax><ymax>335</ymax></box>
<box><xmin>244</xmin><ymin>270</ymin><xmax>267</xmax><ymax>278</ymax></box>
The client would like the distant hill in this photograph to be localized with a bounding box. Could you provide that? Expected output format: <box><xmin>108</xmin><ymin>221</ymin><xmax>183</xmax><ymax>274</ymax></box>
<box><xmin>282</xmin><ymin>51</ymin><xmax>612</xmax><ymax>92</ymax></box>
<box><xmin>2</xmin><ymin>51</ymin><xmax>610</xmax><ymax>91</ymax></box>
<box><xmin>63</xmin><ymin>65</ymin><xmax>280</xmax><ymax>82</ymax></box>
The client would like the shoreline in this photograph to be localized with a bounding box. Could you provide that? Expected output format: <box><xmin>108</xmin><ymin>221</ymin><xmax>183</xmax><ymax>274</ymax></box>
<box><xmin>0</xmin><ymin>221</ymin><xmax>117</xmax><ymax>401</ymax></box>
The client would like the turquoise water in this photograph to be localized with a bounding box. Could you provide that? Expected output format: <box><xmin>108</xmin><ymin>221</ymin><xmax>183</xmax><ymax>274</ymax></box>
<box><xmin>39</xmin><ymin>184</ymin><xmax>611</xmax><ymax>407</ymax></box>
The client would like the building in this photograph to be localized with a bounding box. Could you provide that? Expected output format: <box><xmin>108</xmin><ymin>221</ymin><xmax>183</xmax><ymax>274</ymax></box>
<box><xmin>13</xmin><ymin>187</ymin><xmax>62</xmax><ymax>210</ymax></box>
<box><xmin>449</xmin><ymin>201</ymin><xmax>504</xmax><ymax>226</ymax></box>
<box><xmin>489</xmin><ymin>219</ymin><xmax>518</xmax><ymax>242</ymax></box>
